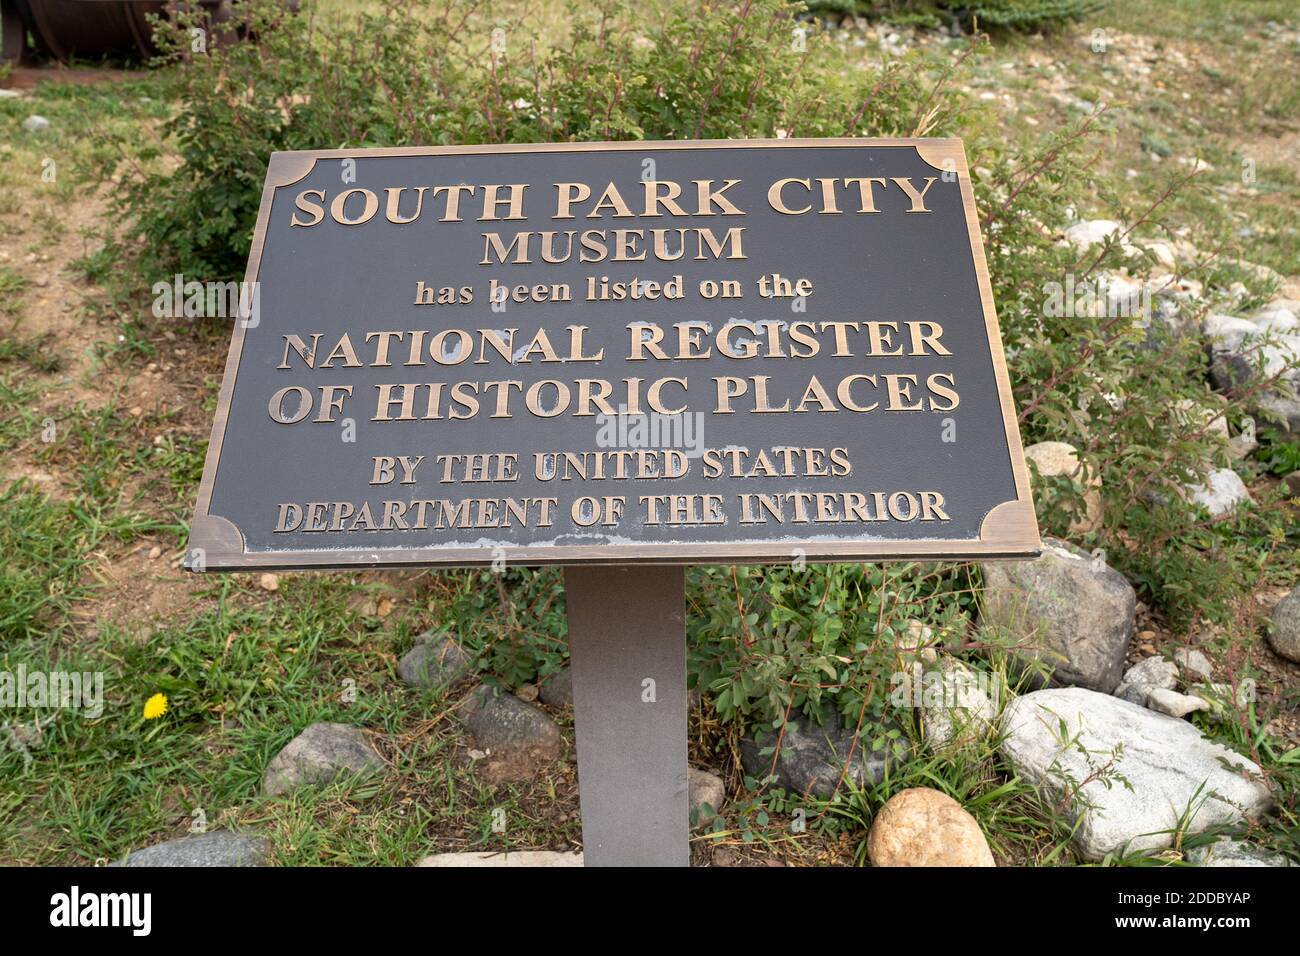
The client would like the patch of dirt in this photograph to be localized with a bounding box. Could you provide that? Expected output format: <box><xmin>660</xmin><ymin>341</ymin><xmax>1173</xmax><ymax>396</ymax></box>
<box><xmin>73</xmin><ymin>541</ymin><xmax>197</xmax><ymax>638</ymax></box>
<box><xmin>1238</xmin><ymin>128</ymin><xmax>1300</xmax><ymax>172</ymax></box>
<box><xmin>1</xmin><ymin>200</ymin><xmax>116</xmax><ymax>408</ymax></box>
<box><xmin>0</xmin><ymin>460</ymin><xmax>66</xmax><ymax>498</ymax></box>
<box><xmin>0</xmin><ymin>172</ymin><xmax>221</xmax><ymax>633</ymax></box>
<box><xmin>2</xmin><ymin>65</ymin><xmax>146</xmax><ymax>91</ymax></box>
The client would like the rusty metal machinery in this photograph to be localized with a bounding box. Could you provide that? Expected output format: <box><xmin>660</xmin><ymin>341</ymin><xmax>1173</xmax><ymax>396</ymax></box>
<box><xmin>2</xmin><ymin>2</ymin><xmax>25</xmax><ymax>61</ymax></box>
<box><xmin>1</xmin><ymin>0</ymin><xmax>245</xmax><ymax>63</ymax></box>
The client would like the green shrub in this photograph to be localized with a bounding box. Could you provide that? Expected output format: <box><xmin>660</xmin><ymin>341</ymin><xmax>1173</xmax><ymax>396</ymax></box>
<box><xmin>975</xmin><ymin>118</ymin><xmax>1296</xmax><ymax>631</ymax></box>
<box><xmin>688</xmin><ymin>562</ymin><xmax>983</xmax><ymax>726</ymax></box>
<box><xmin>102</xmin><ymin>0</ymin><xmax>1295</xmax><ymax>737</ymax></box>
<box><xmin>113</xmin><ymin>0</ymin><xmax>953</xmax><ymax>280</ymax></box>
<box><xmin>801</xmin><ymin>0</ymin><xmax>1104</xmax><ymax>32</ymax></box>
<box><xmin>443</xmin><ymin>567</ymin><xmax>569</xmax><ymax>689</ymax></box>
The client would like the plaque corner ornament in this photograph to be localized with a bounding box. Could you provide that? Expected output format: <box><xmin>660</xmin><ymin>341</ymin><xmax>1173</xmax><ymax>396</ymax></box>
<box><xmin>911</xmin><ymin>137</ymin><xmax>966</xmax><ymax>174</ymax></box>
<box><xmin>266</xmin><ymin>149</ymin><xmax>319</xmax><ymax>189</ymax></box>
<box><xmin>977</xmin><ymin>498</ymin><xmax>1041</xmax><ymax>558</ymax></box>
<box><xmin>184</xmin><ymin>513</ymin><xmax>246</xmax><ymax>572</ymax></box>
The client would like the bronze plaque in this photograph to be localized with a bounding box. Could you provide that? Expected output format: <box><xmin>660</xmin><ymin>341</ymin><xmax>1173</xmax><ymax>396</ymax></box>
<box><xmin>187</xmin><ymin>139</ymin><xmax>1039</xmax><ymax>570</ymax></box>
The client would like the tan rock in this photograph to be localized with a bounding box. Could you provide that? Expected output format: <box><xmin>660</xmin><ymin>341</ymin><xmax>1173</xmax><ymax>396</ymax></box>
<box><xmin>867</xmin><ymin>787</ymin><xmax>995</xmax><ymax>867</ymax></box>
<box><xmin>1171</xmin><ymin>398</ymin><xmax>1256</xmax><ymax>460</ymax></box>
<box><xmin>1023</xmin><ymin>441</ymin><xmax>1101</xmax><ymax>533</ymax></box>
<box><xmin>1140</xmin><ymin>240</ymin><xmax>1177</xmax><ymax>269</ymax></box>
<box><xmin>688</xmin><ymin>767</ymin><xmax>726</xmax><ymax>828</ymax></box>
<box><xmin>1170</xmin><ymin>399</ymin><xmax>1230</xmax><ymax>442</ymax></box>
<box><xmin>896</xmin><ymin>618</ymin><xmax>938</xmax><ymax>664</ymax></box>
<box><xmin>417</xmin><ymin>851</ymin><xmax>582</xmax><ymax>867</ymax></box>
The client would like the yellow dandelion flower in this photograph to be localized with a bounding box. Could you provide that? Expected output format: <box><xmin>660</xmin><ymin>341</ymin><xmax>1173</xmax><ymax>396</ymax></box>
<box><xmin>143</xmin><ymin>693</ymin><xmax>168</xmax><ymax>720</ymax></box>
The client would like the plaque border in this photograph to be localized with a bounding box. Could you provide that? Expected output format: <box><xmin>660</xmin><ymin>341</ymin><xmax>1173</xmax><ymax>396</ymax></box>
<box><xmin>187</xmin><ymin>138</ymin><xmax>1041</xmax><ymax>570</ymax></box>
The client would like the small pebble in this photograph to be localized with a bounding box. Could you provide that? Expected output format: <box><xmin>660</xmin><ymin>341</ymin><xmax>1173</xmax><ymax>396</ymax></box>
<box><xmin>712</xmin><ymin>847</ymin><xmax>739</xmax><ymax>867</ymax></box>
<box><xmin>1173</xmin><ymin>647</ymin><xmax>1213</xmax><ymax>682</ymax></box>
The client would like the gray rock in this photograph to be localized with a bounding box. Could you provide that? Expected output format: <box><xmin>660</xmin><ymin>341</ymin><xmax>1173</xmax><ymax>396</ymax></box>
<box><xmin>21</xmin><ymin>115</ymin><xmax>50</xmax><ymax>133</ymax></box>
<box><xmin>1190</xmin><ymin>680</ymin><xmax>1257</xmax><ymax>717</ymax></box>
<box><xmin>1140</xmin><ymin>240</ymin><xmax>1177</xmax><ymax>269</ymax></box>
<box><xmin>1228</xmin><ymin>431</ymin><xmax>1258</xmax><ymax>460</ymax></box>
<box><xmin>262</xmin><ymin>722</ymin><xmax>384</xmax><ymax>796</ymax></box>
<box><xmin>1173</xmin><ymin>648</ymin><xmax>1214</xmax><ymax>682</ymax></box>
<box><xmin>1145</xmin><ymin>687</ymin><xmax>1211</xmax><ymax>718</ymax></box>
<box><xmin>111</xmin><ymin>831</ymin><xmax>269</xmax><ymax>867</ymax></box>
<box><xmin>1187</xmin><ymin>838</ymin><xmax>1293</xmax><ymax>867</ymax></box>
<box><xmin>1127</xmin><ymin>659</ymin><xmax>1177</xmax><ymax>689</ymax></box>
<box><xmin>1114</xmin><ymin>683</ymin><xmax>1149</xmax><ymax>706</ymax></box>
<box><xmin>0</xmin><ymin>89</ymin><xmax>21</xmax><ymax>100</ymax></box>
<box><xmin>1204</xmin><ymin>313</ymin><xmax>1261</xmax><ymax>355</ymax></box>
<box><xmin>1185</xmin><ymin>468</ymin><xmax>1252</xmax><ymax>517</ymax></box>
<box><xmin>1204</xmin><ymin>312</ymin><xmax>1300</xmax><ymax>435</ymax></box>
<box><xmin>463</xmin><ymin>684</ymin><xmax>563</xmax><ymax>782</ymax></box>
<box><xmin>921</xmin><ymin>657</ymin><xmax>998</xmax><ymax>751</ymax></box>
<box><xmin>1150</xmin><ymin>291</ymin><xmax>1186</xmax><ymax>332</ymax></box>
<box><xmin>1113</xmin><ymin>657</ymin><xmax>1179</xmax><ymax>706</ymax></box>
<box><xmin>980</xmin><ymin>538</ymin><xmax>1136</xmax><ymax>693</ymax></box>
<box><xmin>538</xmin><ymin>666</ymin><xmax>573</xmax><ymax>709</ymax></box>
<box><xmin>1125</xmin><ymin>657</ymin><xmax>1179</xmax><ymax>689</ymax></box>
<box><xmin>1252</xmin><ymin>302</ymin><xmax>1299</xmax><ymax>333</ymax></box>
<box><xmin>397</xmin><ymin>635</ymin><xmax>471</xmax><ymax>688</ymax></box>
<box><xmin>1064</xmin><ymin>219</ymin><xmax>1123</xmax><ymax>250</ymax></box>
<box><xmin>1257</xmin><ymin>392</ymin><xmax>1300</xmax><ymax>437</ymax></box>
<box><xmin>1283</xmin><ymin>469</ymin><xmax>1300</xmax><ymax>498</ymax></box>
<box><xmin>740</xmin><ymin>704</ymin><xmax>909</xmax><ymax>798</ymax></box>
<box><xmin>1269</xmin><ymin>588</ymin><xmax>1300</xmax><ymax>662</ymax></box>
<box><xmin>688</xmin><ymin>767</ymin><xmax>726</xmax><ymax>827</ymax></box>
<box><xmin>1001</xmin><ymin>687</ymin><xmax>1273</xmax><ymax>861</ymax></box>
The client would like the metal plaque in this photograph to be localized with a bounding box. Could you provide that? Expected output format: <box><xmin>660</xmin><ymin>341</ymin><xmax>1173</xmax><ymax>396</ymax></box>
<box><xmin>187</xmin><ymin>139</ymin><xmax>1040</xmax><ymax>570</ymax></box>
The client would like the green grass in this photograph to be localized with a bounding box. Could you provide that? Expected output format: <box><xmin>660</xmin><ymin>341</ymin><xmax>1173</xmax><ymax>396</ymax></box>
<box><xmin>0</xmin><ymin>334</ymin><xmax>62</xmax><ymax>374</ymax></box>
<box><xmin>0</xmin><ymin>574</ymin><xmax>582</xmax><ymax>865</ymax></box>
<box><xmin>1093</xmin><ymin>0</ymin><xmax>1300</xmax><ymax>40</ymax></box>
<box><xmin>975</xmin><ymin>0</ymin><xmax>1300</xmax><ymax>275</ymax></box>
<box><xmin>0</xmin><ymin>371</ymin><xmax>44</xmax><ymax>450</ymax></box>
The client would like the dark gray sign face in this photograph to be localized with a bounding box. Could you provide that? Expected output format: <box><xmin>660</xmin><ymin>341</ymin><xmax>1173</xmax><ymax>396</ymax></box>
<box><xmin>188</xmin><ymin>139</ymin><xmax>1039</xmax><ymax>570</ymax></box>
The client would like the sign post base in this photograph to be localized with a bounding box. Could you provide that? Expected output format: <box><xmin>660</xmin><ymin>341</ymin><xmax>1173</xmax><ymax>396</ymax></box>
<box><xmin>565</xmin><ymin>565</ymin><xmax>689</xmax><ymax>867</ymax></box>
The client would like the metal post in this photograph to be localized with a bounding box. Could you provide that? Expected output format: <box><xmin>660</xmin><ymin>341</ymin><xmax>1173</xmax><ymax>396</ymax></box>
<box><xmin>564</xmin><ymin>565</ymin><xmax>688</xmax><ymax>867</ymax></box>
